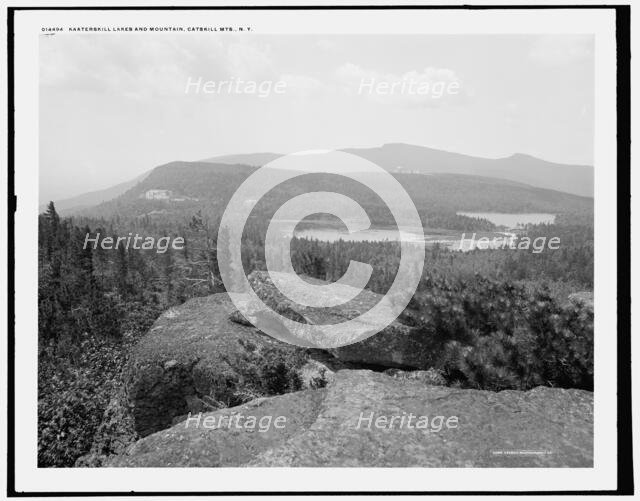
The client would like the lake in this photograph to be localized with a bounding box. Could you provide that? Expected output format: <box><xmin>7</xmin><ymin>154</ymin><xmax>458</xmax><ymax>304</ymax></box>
<box><xmin>282</xmin><ymin>212</ymin><xmax>555</xmax><ymax>250</ymax></box>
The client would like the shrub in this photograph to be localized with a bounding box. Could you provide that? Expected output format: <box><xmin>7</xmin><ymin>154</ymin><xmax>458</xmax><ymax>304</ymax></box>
<box><xmin>412</xmin><ymin>275</ymin><xmax>593</xmax><ymax>391</ymax></box>
<box><xmin>38</xmin><ymin>336</ymin><xmax>124</xmax><ymax>467</ymax></box>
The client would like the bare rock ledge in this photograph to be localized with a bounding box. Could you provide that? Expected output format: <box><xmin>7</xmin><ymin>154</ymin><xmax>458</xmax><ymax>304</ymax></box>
<box><xmin>109</xmin><ymin>370</ymin><xmax>593</xmax><ymax>467</ymax></box>
<box><xmin>122</xmin><ymin>293</ymin><xmax>308</xmax><ymax>437</ymax></box>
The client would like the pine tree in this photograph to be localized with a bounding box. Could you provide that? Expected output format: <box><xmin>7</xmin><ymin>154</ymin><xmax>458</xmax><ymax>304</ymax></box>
<box><xmin>43</xmin><ymin>201</ymin><xmax>60</xmax><ymax>260</ymax></box>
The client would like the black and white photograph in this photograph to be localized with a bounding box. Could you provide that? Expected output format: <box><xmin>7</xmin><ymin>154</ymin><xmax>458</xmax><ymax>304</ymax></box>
<box><xmin>5</xmin><ymin>2</ymin><xmax>632</xmax><ymax>496</ymax></box>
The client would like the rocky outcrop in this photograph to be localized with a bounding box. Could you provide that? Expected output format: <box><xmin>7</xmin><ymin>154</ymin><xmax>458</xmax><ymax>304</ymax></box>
<box><xmin>109</xmin><ymin>370</ymin><xmax>593</xmax><ymax>467</ymax></box>
<box><xmin>120</xmin><ymin>284</ymin><xmax>399</xmax><ymax>440</ymax></box>
<box><xmin>121</xmin><ymin>278</ymin><xmax>595</xmax><ymax>452</ymax></box>
<box><xmin>122</xmin><ymin>293</ymin><xmax>309</xmax><ymax>437</ymax></box>
<box><xmin>247</xmin><ymin>271</ymin><xmax>438</xmax><ymax>369</ymax></box>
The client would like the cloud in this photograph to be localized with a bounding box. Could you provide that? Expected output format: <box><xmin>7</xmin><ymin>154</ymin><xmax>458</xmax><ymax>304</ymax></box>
<box><xmin>528</xmin><ymin>35</ymin><xmax>593</xmax><ymax>66</ymax></box>
<box><xmin>334</xmin><ymin>63</ymin><xmax>466</xmax><ymax>108</ymax></box>
<box><xmin>314</xmin><ymin>39</ymin><xmax>338</xmax><ymax>51</ymax></box>
<box><xmin>40</xmin><ymin>34</ymin><xmax>279</xmax><ymax>100</ymax></box>
<box><xmin>40</xmin><ymin>35</ymin><xmax>469</xmax><ymax>108</ymax></box>
<box><xmin>279</xmin><ymin>73</ymin><xmax>330</xmax><ymax>97</ymax></box>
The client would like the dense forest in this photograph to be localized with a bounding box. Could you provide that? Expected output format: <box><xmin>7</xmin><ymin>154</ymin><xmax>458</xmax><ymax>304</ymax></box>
<box><xmin>38</xmin><ymin>196</ymin><xmax>593</xmax><ymax>467</ymax></box>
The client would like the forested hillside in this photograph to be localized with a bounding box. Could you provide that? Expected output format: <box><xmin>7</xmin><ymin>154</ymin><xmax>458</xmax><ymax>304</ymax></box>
<box><xmin>49</xmin><ymin>143</ymin><xmax>593</xmax><ymax>213</ymax></box>
<box><xmin>76</xmin><ymin>162</ymin><xmax>593</xmax><ymax>231</ymax></box>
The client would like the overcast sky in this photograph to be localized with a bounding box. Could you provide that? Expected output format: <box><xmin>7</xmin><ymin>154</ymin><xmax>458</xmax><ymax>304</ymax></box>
<box><xmin>39</xmin><ymin>33</ymin><xmax>594</xmax><ymax>203</ymax></box>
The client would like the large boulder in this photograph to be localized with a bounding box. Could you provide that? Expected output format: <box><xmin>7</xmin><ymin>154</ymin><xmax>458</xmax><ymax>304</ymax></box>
<box><xmin>122</xmin><ymin>293</ymin><xmax>309</xmax><ymax>437</ymax></box>
<box><xmin>246</xmin><ymin>271</ymin><xmax>438</xmax><ymax>369</ymax></box>
<box><xmin>109</xmin><ymin>370</ymin><xmax>593</xmax><ymax>467</ymax></box>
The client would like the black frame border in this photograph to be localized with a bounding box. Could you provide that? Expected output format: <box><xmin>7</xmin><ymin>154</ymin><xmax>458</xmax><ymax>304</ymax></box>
<box><xmin>6</xmin><ymin>3</ymin><xmax>633</xmax><ymax>497</ymax></box>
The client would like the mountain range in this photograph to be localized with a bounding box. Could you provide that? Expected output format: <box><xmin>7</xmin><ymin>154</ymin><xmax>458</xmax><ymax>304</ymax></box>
<box><xmin>44</xmin><ymin>143</ymin><xmax>593</xmax><ymax>214</ymax></box>
<box><xmin>200</xmin><ymin>143</ymin><xmax>593</xmax><ymax>197</ymax></box>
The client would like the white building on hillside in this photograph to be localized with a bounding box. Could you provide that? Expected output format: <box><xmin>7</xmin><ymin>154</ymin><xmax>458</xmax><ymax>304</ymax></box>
<box><xmin>145</xmin><ymin>189</ymin><xmax>172</xmax><ymax>200</ymax></box>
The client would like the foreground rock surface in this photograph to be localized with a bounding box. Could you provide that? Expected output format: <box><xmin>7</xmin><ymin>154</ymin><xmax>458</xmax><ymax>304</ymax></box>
<box><xmin>110</xmin><ymin>370</ymin><xmax>593</xmax><ymax>467</ymax></box>
<box><xmin>248</xmin><ymin>271</ymin><xmax>438</xmax><ymax>369</ymax></box>
<box><xmin>123</xmin><ymin>293</ymin><xmax>308</xmax><ymax>437</ymax></box>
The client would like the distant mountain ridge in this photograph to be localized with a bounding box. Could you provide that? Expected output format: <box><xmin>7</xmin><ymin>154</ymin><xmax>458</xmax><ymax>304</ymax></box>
<box><xmin>74</xmin><ymin>160</ymin><xmax>592</xmax><ymax>229</ymax></box>
<box><xmin>340</xmin><ymin>144</ymin><xmax>593</xmax><ymax>197</ymax></box>
<box><xmin>47</xmin><ymin>143</ymin><xmax>593</xmax><ymax>214</ymax></box>
<box><xmin>200</xmin><ymin>152</ymin><xmax>282</xmax><ymax>167</ymax></box>
<box><xmin>202</xmin><ymin>144</ymin><xmax>593</xmax><ymax>197</ymax></box>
